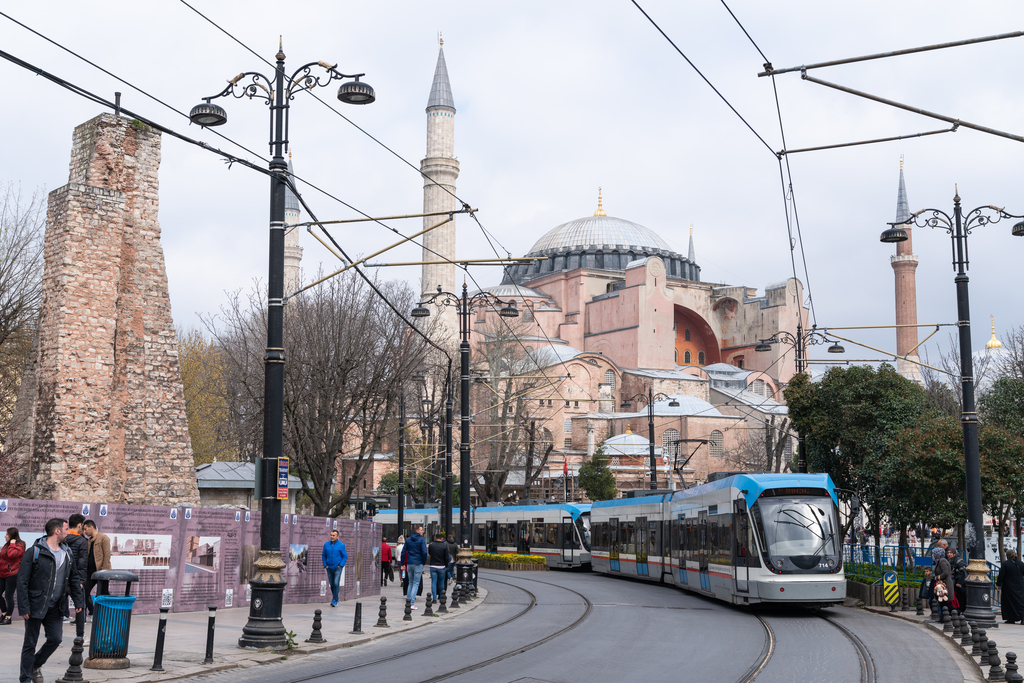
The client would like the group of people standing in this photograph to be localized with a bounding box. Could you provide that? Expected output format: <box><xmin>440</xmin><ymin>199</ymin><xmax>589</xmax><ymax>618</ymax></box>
<box><xmin>1</xmin><ymin>514</ymin><xmax>112</xmax><ymax>683</ymax></box>
<box><xmin>382</xmin><ymin>525</ymin><xmax>457</xmax><ymax>610</ymax></box>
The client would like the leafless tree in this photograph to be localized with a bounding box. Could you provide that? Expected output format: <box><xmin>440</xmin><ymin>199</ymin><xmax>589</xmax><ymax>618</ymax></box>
<box><xmin>994</xmin><ymin>324</ymin><xmax>1024</xmax><ymax>381</ymax></box>
<box><xmin>0</xmin><ymin>184</ymin><xmax>46</xmax><ymax>495</ymax></box>
<box><xmin>520</xmin><ymin>420</ymin><xmax>554</xmax><ymax>502</ymax></box>
<box><xmin>728</xmin><ymin>414</ymin><xmax>792</xmax><ymax>473</ymax></box>
<box><xmin>202</xmin><ymin>271</ymin><xmax>426</xmax><ymax>516</ymax></box>
<box><xmin>920</xmin><ymin>333</ymin><xmax>994</xmax><ymax>417</ymax></box>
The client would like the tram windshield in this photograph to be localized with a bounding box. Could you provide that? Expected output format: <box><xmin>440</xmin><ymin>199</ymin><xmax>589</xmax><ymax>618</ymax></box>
<box><xmin>755</xmin><ymin>496</ymin><xmax>838</xmax><ymax>566</ymax></box>
<box><xmin>576</xmin><ymin>515</ymin><xmax>591</xmax><ymax>551</ymax></box>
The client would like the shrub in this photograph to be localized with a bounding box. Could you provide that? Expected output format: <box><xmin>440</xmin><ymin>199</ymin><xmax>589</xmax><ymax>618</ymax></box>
<box><xmin>472</xmin><ymin>552</ymin><xmax>546</xmax><ymax>565</ymax></box>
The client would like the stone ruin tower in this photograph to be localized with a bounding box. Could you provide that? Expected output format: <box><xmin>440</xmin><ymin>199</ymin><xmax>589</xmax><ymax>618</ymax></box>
<box><xmin>12</xmin><ymin>113</ymin><xmax>200</xmax><ymax>505</ymax></box>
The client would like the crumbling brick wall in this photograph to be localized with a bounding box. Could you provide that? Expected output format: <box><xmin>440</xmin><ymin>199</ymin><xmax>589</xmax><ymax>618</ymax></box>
<box><xmin>13</xmin><ymin>113</ymin><xmax>199</xmax><ymax>505</ymax></box>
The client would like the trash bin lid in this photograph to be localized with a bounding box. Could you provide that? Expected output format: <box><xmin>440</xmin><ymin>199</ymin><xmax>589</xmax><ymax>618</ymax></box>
<box><xmin>93</xmin><ymin>595</ymin><xmax>137</xmax><ymax>609</ymax></box>
<box><xmin>90</xmin><ymin>570</ymin><xmax>140</xmax><ymax>583</ymax></box>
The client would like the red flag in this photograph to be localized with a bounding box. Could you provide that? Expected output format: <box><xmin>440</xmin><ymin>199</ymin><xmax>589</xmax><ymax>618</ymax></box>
<box><xmin>564</xmin><ymin>459</ymin><xmax>569</xmax><ymax>476</ymax></box>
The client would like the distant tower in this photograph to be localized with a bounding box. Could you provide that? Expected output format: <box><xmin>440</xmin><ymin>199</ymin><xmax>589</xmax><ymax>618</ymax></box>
<box><xmin>891</xmin><ymin>157</ymin><xmax>923</xmax><ymax>384</ymax></box>
<box><xmin>421</xmin><ymin>37</ymin><xmax>459</xmax><ymax>340</ymax></box>
<box><xmin>284</xmin><ymin>152</ymin><xmax>303</xmax><ymax>294</ymax></box>
<box><xmin>986</xmin><ymin>316</ymin><xmax>1003</xmax><ymax>352</ymax></box>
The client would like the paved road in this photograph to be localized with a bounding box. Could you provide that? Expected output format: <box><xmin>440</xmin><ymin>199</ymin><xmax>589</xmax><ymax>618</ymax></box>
<box><xmin>186</xmin><ymin>570</ymin><xmax>972</xmax><ymax>683</ymax></box>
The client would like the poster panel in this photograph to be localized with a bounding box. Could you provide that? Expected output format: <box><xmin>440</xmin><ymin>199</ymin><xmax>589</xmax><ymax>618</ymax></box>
<box><xmin>284</xmin><ymin>515</ymin><xmax>329</xmax><ymax>604</ymax></box>
<box><xmin>174</xmin><ymin>508</ymin><xmax>241</xmax><ymax>611</ymax></box>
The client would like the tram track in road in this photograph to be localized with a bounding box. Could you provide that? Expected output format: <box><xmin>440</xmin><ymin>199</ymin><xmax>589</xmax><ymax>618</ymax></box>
<box><xmin>273</xmin><ymin>571</ymin><xmax>590</xmax><ymax>683</ymax></box>
<box><xmin>738</xmin><ymin>613</ymin><xmax>775</xmax><ymax>683</ymax></box>
<box><xmin>818</xmin><ymin>613</ymin><xmax>876</xmax><ymax>683</ymax></box>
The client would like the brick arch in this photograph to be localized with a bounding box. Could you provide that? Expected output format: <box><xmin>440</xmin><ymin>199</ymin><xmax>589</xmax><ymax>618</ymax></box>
<box><xmin>674</xmin><ymin>305</ymin><xmax>720</xmax><ymax>366</ymax></box>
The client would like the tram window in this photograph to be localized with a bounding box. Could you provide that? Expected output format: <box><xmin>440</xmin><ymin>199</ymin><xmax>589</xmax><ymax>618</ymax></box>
<box><xmin>476</xmin><ymin>525</ymin><xmax>486</xmax><ymax>547</ymax></box>
<box><xmin>532</xmin><ymin>524</ymin><xmax>544</xmax><ymax>546</ymax></box>
<box><xmin>717</xmin><ymin>514</ymin><xmax>734</xmax><ymax>565</ymax></box>
<box><xmin>649</xmin><ymin>521</ymin><xmax>659</xmax><ymax>555</ymax></box>
<box><xmin>544</xmin><ymin>523</ymin><xmax>558</xmax><ymax>546</ymax></box>
<box><xmin>609</xmin><ymin>519</ymin><xmax>619</xmax><ymax>551</ymax></box>
<box><xmin>625</xmin><ymin>522</ymin><xmax>636</xmax><ymax>554</ymax></box>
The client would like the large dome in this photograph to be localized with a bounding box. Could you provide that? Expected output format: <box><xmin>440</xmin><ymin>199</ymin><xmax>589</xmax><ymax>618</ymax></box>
<box><xmin>528</xmin><ymin>215</ymin><xmax>674</xmax><ymax>254</ymax></box>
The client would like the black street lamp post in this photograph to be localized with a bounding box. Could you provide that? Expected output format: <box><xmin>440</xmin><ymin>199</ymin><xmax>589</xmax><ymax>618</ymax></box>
<box><xmin>754</xmin><ymin>327</ymin><xmax>842</xmax><ymax>473</ymax></box>
<box><xmin>190</xmin><ymin>41</ymin><xmax>374</xmax><ymax>650</ymax></box>
<box><xmin>883</xmin><ymin>191</ymin><xmax>1024</xmax><ymax>628</ymax></box>
<box><xmin>411</xmin><ymin>283</ymin><xmax>519</xmax><ymax>592</ymax></box>
<box><xmin>620</xmin><ymin>389</ymin><xmax>680</xmax><ymax>490</ymax></box>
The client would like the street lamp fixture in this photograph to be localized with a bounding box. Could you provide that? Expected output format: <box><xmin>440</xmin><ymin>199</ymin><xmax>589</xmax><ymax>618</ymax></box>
<box><xmin>191</xmin><ymin>41</ymin><xmax>373</xmax><ymax>651</ymax></box>
<box><xmin>619</xmin><ymin>389</ymin><xmax>679</xmax><ymax>490</ymax></box>
<box><xmin>881</xmin><ymin>190</ymin><xmax>1024</xmax><ymax>628</ymax></box>
<box><xmin>411</xmin><ymin>283</ymin><xmax>519</xmax><ymax>598</ymax></box>
<box><xmin>827</xmin><ymin>341</ymin><xmax>845</xmax><ymax>354</ymax></box>
<box><xmin>337</xmin><ymin>77</ymin><xmax>375</xmax><ymax>104</ymax></box>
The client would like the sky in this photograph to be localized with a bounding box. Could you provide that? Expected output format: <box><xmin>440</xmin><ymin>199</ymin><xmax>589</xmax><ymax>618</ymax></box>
<box><xmin>1</xmin><ymin>1</ymin><xmax>1022</xmax><ymax>374</ymax></box>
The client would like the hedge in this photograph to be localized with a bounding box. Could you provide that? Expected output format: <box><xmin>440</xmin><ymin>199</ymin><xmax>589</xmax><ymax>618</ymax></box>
<box><xmin>472</xmin><ymin>552</ymin><xmax>546</xmax><ymax>565</ymax></box>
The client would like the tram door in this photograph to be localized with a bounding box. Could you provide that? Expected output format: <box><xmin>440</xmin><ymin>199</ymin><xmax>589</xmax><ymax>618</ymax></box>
<box><xmin>676</xmin><ymin>515</ymin><xmax>687</xmax><ymax>584</ymax></box>
<box><xmin>486</xmin><ymin>521</ymin><xmax>498</xmax><ymax>554</ymax></box>
<box><xmin>561</xmin><ymin>516</ymin><xmax>575</xmax><ymax>564</ymax></box>
<box><xmin>635</xmin><ymin>516</ymin><xmax>649</xmax><ymax>576</ymax></box>
<box><xmin>609</xmin><ymin>517</ymin><xmax>620</xmax><ymax>571</ymax></box>
<box><xmin>733</xmin><ymin>499</ymin><xmax>750</xmax><ymax>593</ymax></box>
<box><xmin>517</xmin><ymin>520</ymin><xmax>531</xmax><ymax>555</ymax></box>
<box><xmin>698</xmin><ymin>510</ymin><xmax>710</xmax><ymax>591</ymax></box>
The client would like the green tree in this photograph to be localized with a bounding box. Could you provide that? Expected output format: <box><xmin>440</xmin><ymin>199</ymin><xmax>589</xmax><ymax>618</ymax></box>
<box><xmin>579</xmin><ymin>447</ymin><xmax>617</xmax><ymax>501</ymax></box>
<box><xmin>980</xmin><ymin>377</ymin><xmax>1024</xmax><ymax>434</ymax></box>
<box><xmin>786</xmin><ymin>364</ymin><xmax>928</xmax><ymax>543</ymax></box>
<box><xmin>980</xmin><ymin>426</ymin><xmax>1024</xmax><ymax>560</ymax></box>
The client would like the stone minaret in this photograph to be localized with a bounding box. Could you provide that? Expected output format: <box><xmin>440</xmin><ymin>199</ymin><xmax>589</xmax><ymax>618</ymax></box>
<box><xmin>891</xmin><ymin>158</ymin><xmax>923</xmax><ymax>384</ymax></box>
<box><xmin>421</xmin><ymin>39</ymin><xmax>459</xmax><ymax>341</ymax></box>
<box><xmin>12</xmin><ymin>113</ymin><xmax>200</xmax><ymax>505</ymax></box>
<box><xmin>284</xmin><ymin>152</ymin><xmax>303</xmax><ymax>294</ymax></box>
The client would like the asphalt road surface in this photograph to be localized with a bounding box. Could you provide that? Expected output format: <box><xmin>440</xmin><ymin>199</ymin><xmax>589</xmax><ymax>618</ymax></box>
<box><xmin>188</xmin><ymin>570</ymin><xmax>970</xmax><ymax>683</ymax></box>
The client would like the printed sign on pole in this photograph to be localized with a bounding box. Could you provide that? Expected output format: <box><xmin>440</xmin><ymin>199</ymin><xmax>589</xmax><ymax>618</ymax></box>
<box><xmin>883</xmin><ymin>570</ymin><xmax>900</xmax><ymax>610</ymax></box>
<box><xmin>278</xmin><ymin>457</ymin><xmax>289</xmax><ymax>500</ymax></box>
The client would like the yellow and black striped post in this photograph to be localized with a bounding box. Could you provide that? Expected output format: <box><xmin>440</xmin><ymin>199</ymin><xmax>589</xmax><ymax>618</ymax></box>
<box><xmin>883</xmin><ymin>570</ymin><xmax>900</xmax><ymax>612</ymax></box>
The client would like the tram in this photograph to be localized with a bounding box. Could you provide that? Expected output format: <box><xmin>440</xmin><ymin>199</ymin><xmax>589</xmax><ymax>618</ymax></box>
<box><xmin>375</xmin><ymin>503</ymin><xmax>592</xmax><ymax>570</ymax></box>
<box><xmin>590</xmin><ymin>473</ymin><xmax>845</xmax><ymax>607</ymax></box>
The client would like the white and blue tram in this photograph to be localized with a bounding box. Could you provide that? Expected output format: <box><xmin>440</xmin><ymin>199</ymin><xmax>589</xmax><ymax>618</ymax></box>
<box><xmin>374</xmin><ymin>503</ymin><xmax>592</xmax><ymax>570</ymax></box>
<box><xmin>590</xmin><ymin>473</ymin><xmax>845</xmax><ymax>607</ymax></box>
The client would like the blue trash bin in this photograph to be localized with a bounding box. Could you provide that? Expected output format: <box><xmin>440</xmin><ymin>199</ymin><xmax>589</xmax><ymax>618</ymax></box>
<box><xmin>91</xmin><ymin>595</ymin><xmax>137</xmax><ymax>658</ymax></box>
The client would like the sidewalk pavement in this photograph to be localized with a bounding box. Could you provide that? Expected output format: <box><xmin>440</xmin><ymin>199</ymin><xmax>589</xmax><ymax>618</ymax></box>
<box><xmin>0</xmin><ymin>579</ymin><xmax>485</xmax><ymax>683</ymax></box>
<box><xmin>867</xmin><ymin>602</ymin><xmax>1024</xmax><ymax>680</ymax></box>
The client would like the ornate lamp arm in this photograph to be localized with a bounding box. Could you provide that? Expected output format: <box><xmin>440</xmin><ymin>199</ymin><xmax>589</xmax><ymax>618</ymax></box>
<box><xmin>199</xmin><ymin>71</ymin><xmax>277</xmax><ymax>104</ymax></box>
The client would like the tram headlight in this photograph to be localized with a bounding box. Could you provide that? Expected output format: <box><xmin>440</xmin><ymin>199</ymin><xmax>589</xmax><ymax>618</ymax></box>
<box><xmin>827</xmin><ymin>558</ymin><xmax>835</xmax><ymax>568</ymax></box>
<box><xmin>776</xmin><ymin>559</ymin><xmax>784</xmax><ymax>568</ymax></box>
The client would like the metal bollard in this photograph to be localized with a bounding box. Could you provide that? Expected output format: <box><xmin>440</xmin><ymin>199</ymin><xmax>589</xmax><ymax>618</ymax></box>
<box><xmin>942</xmin><ymin>605</ymin><xmax>953</xmax><ymax>632</ymax></box>
<box><xmin>982</xmin><ymin>633</ymin><xmax>991</xmax><ymax>666</ymax></box>
<box><xmin>930</xmin><ymin>598</ymin><xmax>940</xmax><ymax>622</ymax></box>
<box><xmin>951</xmin><ymin>610</ymin><xmax>962</xmax><ymax>639</ymax></box>
<box><xmin>989</xmin><ymin>640</ymin><xmax>1004</xmax><ymax>682</ymax></box>
<box><xmin>203</xmin><ymin>606</ymin><xmax>216</xmax><ymax>665</ymax></box>
<box><xmin>916</xmin><ymin>596</ymin><xmax>924</xmax><ymax>616</ymax></box>
<box><xmin>306</xmin><ymin>609</ymin><xmax>326</xmax><ymax>643</ymax></box>
<box><xmin>351</xmin><ymin>602</ymin><xmax>363</xmax><ymax>635</ymax></box>
<box><xmin>962</xmin><ymin>616</ymin><xmax>974</xmax><ymax>648</ymax></box>
<box><xmin>374</xmin><ymin>597</ymin><xmax>389</xmax><ymax>628</ymax></box>
<box><xmin>424</xmin><ymin>593</ymin><xmax>434</xmax><ymax>617</ymax></box>
<box><xmin>450</xmin><ymin>582</ymin><xmax>461</xmax><ymax>609</ymax></box>
<box><xmin>438</xmin><ymin>590</ymin><xmax>448</xmax><ymax>613</ymax></box>
<box><xmin>150</xmin><ymin>607</ymin><xmax>170</xmax><ymax>671</ymax></box>
<box><xmin>1006</xmin><ymin>652</ymin><xmax>1019</xmax><ymax>682</ymax></box>
<box><xmin>973</xmin><ymin>624</ymin><xmax>983</xmax><ymax>657</ymax></box>
<box><xmin>403</xmin><ymin>598</ymin><xmax>412</xmax><ymax>622</ymax></box>
<box><xmin>55</xmin><ymin>636</ymin><xmax>88</xmax><ymax>683</ymax></box>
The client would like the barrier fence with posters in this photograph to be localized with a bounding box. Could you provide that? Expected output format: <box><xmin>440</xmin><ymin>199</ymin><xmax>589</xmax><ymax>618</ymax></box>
<box><xmin>0</xmin><ymin>498</ymin><xmax>381</xmax><ymax>614</ymax></box>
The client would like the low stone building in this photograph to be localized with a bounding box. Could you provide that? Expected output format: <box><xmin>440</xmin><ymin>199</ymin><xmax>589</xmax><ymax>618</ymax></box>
<box><xmin>195</xmin><ymin>461</ymin><xmax>304</xmax><ymax>512</ymax></box>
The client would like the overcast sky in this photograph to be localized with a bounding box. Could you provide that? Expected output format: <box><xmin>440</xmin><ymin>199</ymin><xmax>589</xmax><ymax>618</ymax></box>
<box><xmin>2</xmin><ymin>1</ymin><xmax>1022</xmax><ymax>374</ymax></box>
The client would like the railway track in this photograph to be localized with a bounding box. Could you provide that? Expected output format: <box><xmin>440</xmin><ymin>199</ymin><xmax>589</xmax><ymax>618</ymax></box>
<box><xmin>819</xmin><ymin>613</ymin><xmax>876</xmax><ymax>683</ymax></box>
<box><xmin>268</xmin><ymin>571</ymin><xmax>591</xmax><ymax>683</ymax></box>
<box><xmin>738</xmin><ymin>613</ymin><xmax>775</xmax><ymax>683</ymax></box>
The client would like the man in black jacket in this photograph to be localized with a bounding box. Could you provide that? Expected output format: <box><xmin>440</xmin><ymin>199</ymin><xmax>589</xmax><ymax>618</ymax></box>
<box><xmin>64</xmin><ymin>513</ymin><xmax>89</xmax><ymax>636</ymax></box>
<box><xmin>18</xmin><ymin>518</ymin><xmax>84</xmax><ymax>683</ymax></box>
<box><xmin>427</xmin><ymin>533</ymin><xmax>451</xmax><ymax>600</ymax></box>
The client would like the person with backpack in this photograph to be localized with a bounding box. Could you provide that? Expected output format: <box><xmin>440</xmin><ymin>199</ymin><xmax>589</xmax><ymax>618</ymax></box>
<box><xmin>64</xmin><ymin>514</ymin><xmax>89</xmax><ymax>634</ymax></box>
<box><xmin>18</xmin><ymin>518</ymin><xmax>84</xmax><ymax>683</ymax></box>
<box><xmin>401</xmin><ymin>525</ymin><xmax>428</xmax><ymax>610</ymax></box>
<box><xmin>427</xmin><ymin>533</ymin><xmax>451</xmax><ymax>600</ymax></box>
<box><xmin>0</xmin><ymin>527</ymin><xmax>25</xmax><ymax>624</ymax></box>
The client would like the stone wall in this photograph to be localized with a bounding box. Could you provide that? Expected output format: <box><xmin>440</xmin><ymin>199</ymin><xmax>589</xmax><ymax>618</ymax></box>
<box><xmin>14</xmin><ymin>113</ymin><xmax>199</xmax><ymax>506</ymax></box>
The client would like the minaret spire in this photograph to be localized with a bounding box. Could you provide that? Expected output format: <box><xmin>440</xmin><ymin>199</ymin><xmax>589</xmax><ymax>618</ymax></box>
<box><xmin>420</xmin><ymin>42</ymin><xmax>460</xmax><ymax>341</ymax></box>
<box><xmin>890</xmin><ymin>156</ymin><xmax>922</xmax><ymax>384</ymax></box>
<box><xmin>283</xmin><ymin>151</ymin><xmax>303</xmax><ymax>293</ymax></box>
<box><xmin>687</xmin><ymin>224</ymin><xmax>696</xmax><ymax>263</ymax></box>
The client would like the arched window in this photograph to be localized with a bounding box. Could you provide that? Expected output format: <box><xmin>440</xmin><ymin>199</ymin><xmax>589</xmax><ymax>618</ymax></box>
<box><xmin>698</xmin><ymin>351</ymin><xmax>705</xmax><ymax>365</ymax></box>
<box><xmin>709</xmin><ymin>431</ymin><xmax>724</xmax><ymax>458</ymax></box>
<box><xmin>524</xmin><ymin>307</ymin><xmax>534</xmax><ymax>323</ymax></box>
<box><xmin>674</xmin><ymin>349</ymin><xmax>678</xmax><ymax>363</ymax></box>
<box><xmin>604</xmin><ymin>370</ymin><xmax>615</xmax><ymax>388</ymax></box>
<box><xmin>684</xmin><ymin>351</ymin><xmax>691</xmax><ymax>364</ymax></box>
<box><xmin>685</xmin><ymin>328</ymin><xmax>691</xmax><ymax>341</ymax></box>
<box><xmin>751</xmin><ymin>379</ymin><xmax>766</xmax><ymax>397</ymax></box>
<box><xmin>662</xmin><ymin>429</ymin><xmax>679</xmax><ymax>457</ymax></box>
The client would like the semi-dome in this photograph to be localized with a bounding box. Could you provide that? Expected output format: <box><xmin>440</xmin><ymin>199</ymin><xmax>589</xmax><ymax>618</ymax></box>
<box><xmin>503</xmin><ymin>192</ymin><xmax>700</xmax><ymax>286</ymax></box>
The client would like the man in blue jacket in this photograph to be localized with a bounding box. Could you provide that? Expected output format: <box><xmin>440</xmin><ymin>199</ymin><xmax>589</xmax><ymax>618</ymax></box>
<box><xmin>401</xmin><ymin>524</ymin><xmax>428</xmax><ymax>610</ymax></box>
<box><xmin>322</xmin><ymin>529</ymin><xmax>347</xmax><ymax>607</ymax></box>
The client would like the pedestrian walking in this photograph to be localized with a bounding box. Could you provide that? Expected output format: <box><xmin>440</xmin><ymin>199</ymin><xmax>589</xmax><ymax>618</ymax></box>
<box><xmin>998</xmin><ymin>549</ymin><xmax>1024</xmax><ymax>624</ymax></box>
<box><xmin>64</xmin><ymin>514</ymin><xmax>89</xmax><ymax>635</ymax></box>
<box><xmin>18</xmin><ymin>518</ymin><xmax>84</xmax><ymax>683</ymax></box>
<box><xmin>380</xmin><ymin>535</ymin><xmax>393</xmax><ymax>587</ymax></box>
<box><xmin>446</xmin><ymin>534</ymin><xmax>458</xmax><ymax>589</ymax></box>
<box><xmin>0</xmin><ymin>527</ymin><xmax>25</xmax><ymax>624</ymax></box>
<box><xmin>948</xmin><ymin>546</ymin><xmax>967</xmax><ymax>611</ymax></box>
<box><xmin>322</xmin><ymin>529</ymin><xmax>347</xmax><ymax>607</ymax></box>
<box><xmin>918</xmin><ymin>567</ymin><xmax>934</xmax><ymax>608</ymax></box>
<box><xmin>402</xmin><ymin>524</ymin><xmax>428</xmax><ymax>610</ymax></box>
<box><xmin>427</xmin><ymin>533</ymin><xmax>451</xmax><ymax>600</ymax></box>
<box><xmin>82</xmin><ymin>520</ymin><xmax>111</xmax><ymax>621</ymax></box>
<box><xmin>934</xmin><ymin>546</ymin><xmax>953</xmax><ymax>618</ymax></box>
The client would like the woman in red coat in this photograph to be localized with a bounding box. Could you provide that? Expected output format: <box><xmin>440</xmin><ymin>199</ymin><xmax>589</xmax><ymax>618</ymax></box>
<box><xmin>0</xmin><ymin>527</ymin><xmax>25</xmax><ymax>624</ymax></box>
<box><xmin>380</xmin><ymin>535</ymin><xmax>394</xmax><ymax>587</ymax></box>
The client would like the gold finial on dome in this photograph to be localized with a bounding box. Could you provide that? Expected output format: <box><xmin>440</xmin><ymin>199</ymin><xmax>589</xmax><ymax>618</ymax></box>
<box><xmin>900</xmin><ymin>154</ymin><xmax>903</xmax><ymax>170</ymax></box>
<box><xmin>625</xmin><ymin>426</ymin><xmax>633</xmax><ymax>435</ymax></box>
<box><xmin>987</xmin><ymin>315</ymin><xmax>1003</xmax><ymax>350</ymax></box>
<box><xmin>439</xmin><ymin>32</ymin><xmax>443</xmax><ymax>48</ymax></box>
<box><xmin>594</xmin><ymin>187</ymin><xmax>607</xmax><ymax>216</ymax></box>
